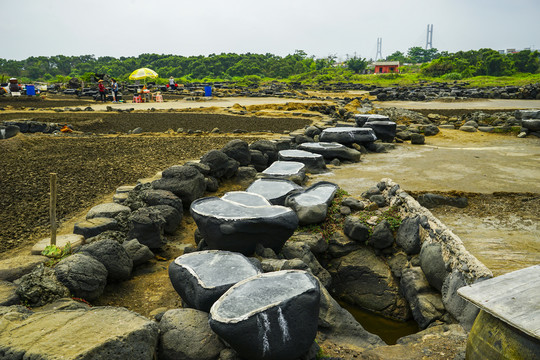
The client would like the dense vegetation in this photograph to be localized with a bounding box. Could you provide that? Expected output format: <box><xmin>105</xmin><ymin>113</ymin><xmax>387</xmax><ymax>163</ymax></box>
<box><xmin>0</xmin><ymin>47</ymin><xmax>538</xmax><ymax>86</ymax></box>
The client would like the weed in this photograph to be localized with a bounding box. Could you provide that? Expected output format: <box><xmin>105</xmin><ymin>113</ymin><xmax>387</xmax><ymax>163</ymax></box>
<box><xmin>41</xmin><ymin>242</ymin><xmax>72</xmax><ymax>267</ymax></box>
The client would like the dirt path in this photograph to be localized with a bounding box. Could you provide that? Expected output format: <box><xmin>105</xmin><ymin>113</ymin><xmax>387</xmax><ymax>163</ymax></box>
<box><xmin>375</xmin><ymin>98</ymin><xmax>540</xmax><ymax>110</ymax></box>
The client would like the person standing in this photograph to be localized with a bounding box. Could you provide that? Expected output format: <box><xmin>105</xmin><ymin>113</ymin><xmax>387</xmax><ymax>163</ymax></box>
<box><xmin>98</xmin><ymin>80</ymin><xmax>106</xmax><ymax>102</ymax></box>
<box><xmin>169</xmin><ymin>76</ymin><xmax>176</xmax><ymax>90</ymax></box>
<box><xmin>111</xmin><ymin>79</ymin><xmax>119</xmax><ymax>103</ymax></box>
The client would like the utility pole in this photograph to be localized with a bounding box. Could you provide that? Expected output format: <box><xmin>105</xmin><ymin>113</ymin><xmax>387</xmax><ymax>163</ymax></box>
<box><xmin>426</xmin><ymin>24</ymin><xmax>433</xmax><ymax>50</ymax></box>
<box><xmin>376</xmin><ymin>38</ymin><xmax>383</xmax><ymax>61</ymax></box>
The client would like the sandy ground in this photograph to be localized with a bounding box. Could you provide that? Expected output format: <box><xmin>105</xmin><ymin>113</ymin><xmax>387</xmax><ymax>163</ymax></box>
<box><xmin>375</xmin><ymin>98</ymin><xmax>540</xmax><ymax>110</ymax></box>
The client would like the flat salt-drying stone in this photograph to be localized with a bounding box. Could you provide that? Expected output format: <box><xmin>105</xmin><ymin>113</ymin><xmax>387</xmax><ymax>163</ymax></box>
<box><xmin>221</xmin><ymin>191</ymin><xmax>271</xmax><ymax>207</ymax></box>
<box><xmin>209</xmin><ymin>270</ymin><xmax>320</xmax><ymax>360</ymax></box>
<box><xmin>190</xmin><ymin>194</ymin><xmax>299</xmax><ymax>255</ymax></box>
<box><xmin>297</xmin><ymin>142</ymin><xmax>361</xmax><ymax>162</ymax></box>
<box><xmin>246</xmin><ymin>178</ymin><xmax>303</xmax><ymax>206</ymax></box>
<box><xmin>319</xmin><ymin>127</ymin><xmax>377</xmax><ymax>145</ymax></box>
<box><xmin>31</xmin><ymin>234</ymin><xmax>85</xmax><ymax>255</ymax></box>
<box><xmin>458</xmin><ymin>265</ymin><xmax>540</xmax><ymax>340</ymax></box>
<box><xmin>285</xmin><ymin>181</ymin><xmax>339</xmax><ymax>225</ymax></box>
<box><xmin>354</xmin><ymin>113</ymin><xmax>390</xmax><ymax>127</ymax></box>
<box><xmin>169</xmin><ymin>250</ymin><xmax>261</xmax><ymax>312</ymax></box>
<box><xmin>363</xmin><ymin>120</ymin><xmax>397</xmax><ymax>142</ymax></box>
<box><xmin>262</xmin><ymin>161</ymin><xmax>306</xmax><ymax>184</ymax></box>
<box><xmin>86</xmin><ymin>203</ymin><xmax>131</xmax><ymax>220</ymax></box>
<box><xmin>278</xmin><ymin>150</ymin><xmax>326</xmax><ymax>174</ymax></box>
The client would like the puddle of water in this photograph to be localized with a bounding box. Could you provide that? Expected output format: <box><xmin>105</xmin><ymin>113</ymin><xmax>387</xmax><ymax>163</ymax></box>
<box><xmin>338</xmin><ymin>301</ymin><xmax>419</xmax><ymax>345</ymax></box>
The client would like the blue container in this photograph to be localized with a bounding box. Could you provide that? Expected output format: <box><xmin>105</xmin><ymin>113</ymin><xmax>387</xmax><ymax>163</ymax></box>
<box><xmin>26</xmin><ymin>85</ymin><xmax>36</xmax><ymax>96</ymax></box>
<box><xmin>204</xmin><ymin>86</ymin><xmax>212</xmax><ymax>97</ymax></box>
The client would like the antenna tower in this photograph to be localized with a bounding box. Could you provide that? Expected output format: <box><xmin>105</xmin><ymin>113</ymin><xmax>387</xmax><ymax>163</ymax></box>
<box><xmin>426</xmin><ymin>24</ymin><xmax>433</xmax><ymax>49</ymax></box>
<box><xmin>376</xmin><ymin>38</ymin><xmax>383</xmax><ymax>61</ymax></box>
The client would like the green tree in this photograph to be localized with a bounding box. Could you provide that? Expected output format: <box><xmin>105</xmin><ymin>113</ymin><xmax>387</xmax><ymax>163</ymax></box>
<box><xmin>346</xmin><ymin>55</ymin><xmax>368</xmax><ymax>73</ymax></box>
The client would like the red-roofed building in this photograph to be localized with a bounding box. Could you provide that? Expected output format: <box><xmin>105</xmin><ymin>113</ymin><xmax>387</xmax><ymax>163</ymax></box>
<box><xmin>373</xmin><ymin>61</ymin><xmax>400</xmax><ymax>74</ymax></box>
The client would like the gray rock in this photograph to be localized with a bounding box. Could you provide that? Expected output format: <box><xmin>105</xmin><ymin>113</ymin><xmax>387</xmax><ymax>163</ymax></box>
<box><xmin>122</xmin><ymin>239</ymin><xmax>154</xmax><ymax>266</ymax></box>
<box><xmin>419</xmin><ymin>242</ymin><xmax>447</xmax><ymax>291</ymax></box>
<box><xmin>235</xmin><ymin>166</ymin><xmax>258</xmax><ymax>186</ymax></box>
<box><xmin>343</xmin><ymin>216</ymin><xmax>370</xmax><ymax>243</ymax></box>
<box><xmin>395</xmin><ymin>131</ymin><xmax>412</xmax><ymax>141</ymax></box>
<box><xmin>370</xmin><ymin>194</ymin><xmax>387</xmax><ymax>208</ymax></box>
<box><xmin>285</xmin><ymin>181</ymin><xmax>338</xmax><ymax>225</ymax></box>
<box><xmin>221</xmin><ymin>139</ymin><xmax>251</xmax><ymax>166</ymax></box>
<box><xmin>35</xmin><ymin>298</ymin><xmax>91</xmax><ymax>311</ymax></box>
<box><xmin>0</xmin><ymin>307</ymin><xmax>159</xmax><ymax>359</ymax></box>
<box><xmin>354</xmin><ymin>114</ymin><xmax>389</xmax><ymax>127</ymax></box>
<box><xmin>396</xmin><ymin>216</ymin><xmax>421</xmax><ymax>255</ymax></box>
<box><xmin>0</xmin><ymin>125</ymin><xmax>20</xmax><ymax>139</ymax></box>
<box><xmin>368</xmin><ymin>220</ymin><xmax>394</xmax><ymax>249</ymax></box>
<box><xmin>127</xmin><ymin>206</ymin><xmax>166</xmax><ymax>249</ymax></box>
<box><xmin>341</xmin><ymin>197</ymin><xmax>365</xmax><ymax>211</ymax></box>
<box><xmin>459</xmin><ymin>125</ymin><xmax>477</xmax><ymax>132</ymax></box>
<box><xmin>304</xmin><ymin>125</ymin><xmax>322</xmax><ymax>138</ymax></box>
<box><xmin>522</xmin><ymin>119</ymin><xmax>540</xmax><ymax>131</ymax></box>
<box><xmin>200</xmin><ymin>149</ymin><xmax>239</xmax><ymax>179</ymax></box>
<box><xmin>246</xmin><ymin>178</ymin><xmax>303</xmax><ymax>206</ymax></box>
<box><xmin>281</xmin><ymin>242</ymin><xmax>332</xmax><ymax>288</ymax></box>
<box><xmin>410</xmin><ymin>133</ymin><xmax>425</xmax><ymax>144</ymax></box>
<box><xmin>515</xmin><ymin>109</ymin><xmax>540</xmax><ymax>119</ymax></box>
<box><xmin>328</xmin><ymin>247</ymin><xmax>409</xmax><ymax>320</ymax></box>
<box><xmin>209</xmin><ymin>270</ymin><xmax>320</xmax><ymax>360</ymax></box>
<box><xmin>297</xmin><ymin>142</ymin><xmax>361</xmax><ymax>162</ymax></box>
<box><xmin>16</xmin><ymin>265</ymin><xmax>71</xmax><ymax>307</ymax></box>
<box><xmin>288</xmin><ymin>232</ymin><xmax>328</xmax><ymax>254</ymax></box>
<box><xmin>86</xmin><ymin>230</ymin><xmax>127</xmax><ymax>244</ymax></box>
<box><xmin>278</xmin><ymin>149</ymin><xmax>327</xmax><ymax>174</ymax></box>
<box><xmin>148</xmin><ymin>204</ymin><xmax>182</xmax><ymax>235</ymax></box>
<box><xmin>0</xmin><ymin>255</ymin><xmax>48</xmax><ymax>282</ymax></box>
<box><xmin>140</xmin><ymin>189</ymin><xmax>183</xmax><ymax>212</ymax></box>
<box><xmin>463</xmin><ymin>120</ymin><xmax>478</xmax><ymax>128</ymax></box>
<box><xmin>86</xmin><ymin>202</ymin><xmax>131</xmax><ymax>220</ymax></box>
<box><xmin>73</xmin><ymin>217</ymin><xmax>119</xmax><ymax>239</ymax></box>
<box><xmin>152</xmin><ymin>165</ymin><xmax>206</xmax><ymax>207</ymax></box>
<box><xmin>169</xmin><ymin>251</ymin><xmax>261</xmax><ymax>311</ymax></box>
<box><xmin>0</xmin><ymin>281</ymin><xmax>19</xmax><ymax>306</ymax></box>
<box><xmin>190</xmin><ymin>193</ymin><xmax>298</xmax><ymax>255</ymax></box>
<box><xmin>417</xmin><ymin>193</ymin><xmax>468</xmax><ymax>209</ymax></box>
<box><xmin>260</xmin><ymin>258</ymin><xmax>310</xmax><ymax>273</ymax></box>
<box><xmin>262</xmin><ymin>160</ymin><xmax>306</xmax><ymax>184</ymax></box>
<box><xmin>159</xmin><ymin>308</ymin><xmax>225</xmax><ymax>360</ymax></box>
<box><xmin>441</xmin><ymin>270</ymin><xmax>480</xmax><ymax>330</ymax></box>
<box><xmin>249</xmin><ymin>140</ymin><xmax>278</xmax><ymax>164</ymax></box>
<box><xmin>319</xmin><ymin>127</ymin><xmax>377</xmax><ymax>145</ymax></box>
<box><xmin>184</xmin><ymin>161</ymin><xmax>211</xmax><ymax>176</ymax></box>
<box><xmin>54</xmin><ymin>254</ymin><xmax>108</xmax><ymax>301</ymax></box>
<box><xmin>364</xmin><ymin>120</ymin><xmax>397</xmax><ymax>142</ymax></box>
<box><xmin>423</xmin><ymin>124</ymin><xmax>440</xmax><ymax>136</ymax></box>
<box><xmin>205</xmin><ymin>176</ymin><xmax>219</xmax><ymax>192</ymax></box>
<box><xmin>327</xmin><ymin>231</ymin><xmax>361</xmax><ymax>258</ymax></box>
<box><xmin>249</xmin><ymin>149</ymin><xmax>269</xmax><ymax>171</ymax></box>
<box><xmin>400</xmin><ymin>267</ymin><xmax>445</xmax><ymax>329</ymax></box>
<box><xmin>78</xmin><ymin>239</ymin><xmax>133</xmax><ymax>282</ymax></box>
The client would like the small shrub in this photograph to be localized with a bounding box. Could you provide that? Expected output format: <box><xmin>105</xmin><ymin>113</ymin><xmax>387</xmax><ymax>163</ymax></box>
<box><xmin>41</xmin><ymin>242</ymin><xmax>72</xmax><ymax>267</ymax></box>
<box><xmin>441</xmin><ymin>72</ymin><xmax>462</xmax><ymax>80</ymax></box>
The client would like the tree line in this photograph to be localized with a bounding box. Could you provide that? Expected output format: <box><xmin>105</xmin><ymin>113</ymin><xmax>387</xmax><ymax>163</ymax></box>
<box><xmin>0</xmin><ymin>48</ymin><xmax>538</xmax><ymax>84</ymax></box>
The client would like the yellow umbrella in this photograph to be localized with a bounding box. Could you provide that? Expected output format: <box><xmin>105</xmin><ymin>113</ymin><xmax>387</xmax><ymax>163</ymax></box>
<box><xmin>129</xmin><ymin>68</ymin><xmax>158</xmax><ymax>80</ymax></box>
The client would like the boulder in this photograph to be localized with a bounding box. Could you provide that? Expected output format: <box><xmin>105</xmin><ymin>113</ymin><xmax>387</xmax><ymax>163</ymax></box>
<box><xmin>343</xmin><ymin>216</ymin><xmax>371</xmax><ymax>243</ymax></box>
<box><xmin>341</xmin><ymin>197</ymin><xmax>365</xmax><ymax>211</ymax></box>
<box><xmin>140</xmin><ymin>189</ymin><xmax>183</xmax><ymax>212</ymax></box>
<box><xmin>169</xmin><ymin>250</ymin><xmax>261</xmax><ymax>312</ymax></box>
<box><xmin>200</xmin><ymin>149</ymin><xmax>240</xmax><ymax>179</ymax></box>
<box><xmin>515</xmin><ymin>109</ymin><xmax>540</xmax><ymax>119</ymax></box>
<box><xmin>0</xmin><ymin>125</ymin><xmax>20</xmax><ymax>139</ymax></box>
<box><xmin>396</xmin><ymin>216</ymin><xmax>421</xmax><ymax>255</ymax></box>
<box><xmin>422</xmin><ymin>124</ymin><xmax>440</xmax><ymax>136</ymax></box>
<box><xmin>328</xmin><ymin>247</ymin><xmax>409</xmax><ymax>320</ymax></box>
<box><xmin>205</xmin><ymin>176</ymin><xmax>219</xmax><ymax>192</ymax></box>
<box><xmin>281</xmin><ymin>242</ymin><xmax>332</xmax><ymax>288</ymax></box>
<box><xmin>73</xmin><ymin>217</ymin><xmax>119</xmax><ymax>239</ymax></box>
<box><xmin>0</xmin><ymin>281</ymin><xmax>19</xmax><ymax>306</ymax></box>
<box><xmin>152</xmin><ymin>165</ymin><xmax>206</xmax><ymax>207</ymax></box>
<box><xmin>78</xmin><ymin>239</ymin><xmax>133</xmax><ymax>282</ymax></box>
<box><xmin>304</xmin><ymin>125</ymin><xmax>321</xmax><ymax>138</ymax></box>
<box><xmin>400</xmin><ymin>267</ymin><xmax>445</xmax><ymax>329</ymax></box>
<box><xmin>354</xmin><ymin>114</ymin><xmax>390</xmax><ymax>127</ymax></box>
<box><xmin>246</xmin><ymin>178</ymin><xmax>303</xmax><ymax>206</ymax></box>
<box><xmin>416</xmin><ymin>193</ymin><xmax>468</xmax><ymax>209</ymax></box>
<box><xmin>249</xmin><ymin>149</ymin><xmax>269</xmax><ymax>171</ymax></box>
<box><xmin>260</xmin><ymin>258</ymin><xmax>310</xmax><ymax>273</ymax></box>
<box><xmin>122</xmin><ymin>239</ymin><xmax>154</xmax><ymax>266</ymax></box>
<box><xmin>190</xmin><ymin>192</ymin><xmax>298</xmax><ymax>255</ymax></box>
<box><xmin>368</xmin><ymin>220</ymin><xmax>395</xmax><ymax>249</ymax></box>
<box><xmin>148</xmin><ymin>204</ymin><xmax>182</xmax><ymax>235</ymax></box>
<box><xmin>0</xmin><ymin>307</ymin><xmax>159</xmax><ymax>359</ymax></box>
<box><xmin>235</xmin><ymin>166</ymin><xmax>258</xmax><ymax>186</ymax></box>
<box><xmin>285</xmin><ymin>181</ymin><xmax>339</xmax><ymax>225</ymax></box>
<box><xmin>221</xmin><ymin>139</ymin><xmax>251</xmax><ymax>166</ymax></box>
<box><xmin>16</xmin><ymin>265</ymin><xmax>71</xmax><ymax>307</ymax></box>
<box><xmin>364</xmin><ymin>121</ymin><xmax>397</xmax><ymax>142</ymax></box>
<box><xmin>249</xmin><ymin>140</ymin><xmax>279</xmax><ymax>164</ymax></box>
<box><xmin>261</xmin><ymin>161</ymin><xmax>306</xmax><ymax>184</ymax></box>
<box><xmin>127</xmin><ymin>207</ymin><xmax>166</xmax><ymax>249</ymax></box>
<box><xmin>277</xmin><ymin>149</ymin><xmax>327</xmax><ymax>174</ymax></box>
<box><xmin>209</xmin><ymin>270</ymin><xmax>320</xmax><ymax>360</ymax></box>
<box><xmin>287</xmin><ymin>232</ymin><xmax>328</xmax><ymax>254</ymax></box>
<box><xmin>54</xmin><ymin>253</ymin><xmax>108</xmax><ymax>301</ymax></box>
<box><xmin>0</xmin><ymin>255</ymin><xmax>48</xmax><ymax>282</ymax></box>
<box><xmin>319</xmin><ymin>127</ymin><xmax>377</xmax><ymax>145</ymax></box>
<box><xmin>158</xmin><ymin>308</ymin><xmax>225</xmax><ymax>360</ymax></box>
<box><xmin>327</xmin><ymin>231</ymin><xmax>361</xmax><ymax>258</ymax></box>
<box><xmin>184</xmin><ymin>161</ymin><xmax>211</xmax><ymax>176</ymax></box>
<box><xmin>459</xmin><ymin>125</ymin><xmax>477</xmax><ymax>132</ymax></box>
<box><xmin>419</xmin><ymin>242</ymin><xmax>448</xmax><ymax>291</ymax></box>
<box><xmin>521</xmin><ymin>119</ymin><xmax>540</xmax><ymax>132</ymax></box>
<box><xmin>86</xmin><ymin>202</ymin><xmax>131</xmax><ymax>220</ymax></box>
<box><xmin>410</xmin><ymin>133</ymin><xmax>425</xmax><ymax>144</ymax></box>
<box><xmin>297</xmin><ymin>142</ymin><xmax>361</xmax><ymax>162</ymax></box>
<box><xmin>441</xmin><ymin>270</ymin><xmax>480</xmax><ymax>330</ymax></box>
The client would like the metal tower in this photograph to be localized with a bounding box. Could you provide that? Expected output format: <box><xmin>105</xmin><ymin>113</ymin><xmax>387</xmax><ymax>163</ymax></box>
<box><xmin>376</xmin><ymin>38</ymin><xmax>383</xmax><ymax>61</ymax></box>
<box><xmin>426</xmin><ymin>24</ymin><xmax>433</xmax><ymax>50</ymax></box>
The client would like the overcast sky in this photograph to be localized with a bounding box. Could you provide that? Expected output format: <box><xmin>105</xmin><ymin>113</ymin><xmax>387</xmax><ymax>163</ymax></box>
<box><xmin>3</xmin><ymin>0</ymin><xmax>539</xmax><ymax>61</ymax></box>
